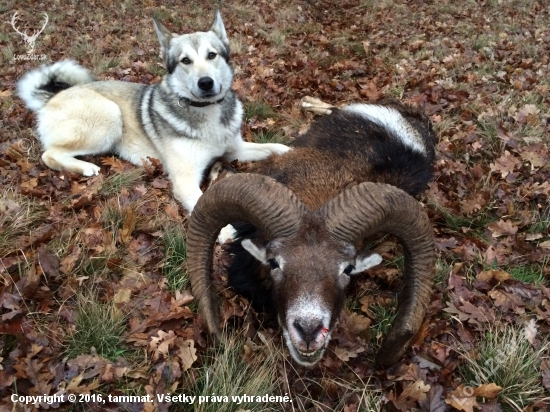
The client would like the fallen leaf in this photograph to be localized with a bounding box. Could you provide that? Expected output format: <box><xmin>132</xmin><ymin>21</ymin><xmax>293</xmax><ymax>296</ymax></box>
<box><xmin>476</xmin><ymin>270</ymin><xmax>511</xmax><ymax>282</ymax></box>
<box><xmin>487</xmin><ymin>219</ymin><xmax>518</xmax><ymax>238</ymax></box>
<box><xmin>524</xmin><ymin>318</ymin><xmax>538</xmax><ymax>345</ymax></box>
<box><xmin>176</xmin><ymin>339</ymin><xmax>197</xmax><ymax>371</ymax></box>
<box><xmin>334</xmin><ymin>345</ymin><xmax>364</xmax><ymax>362</ymax></box>
<box><xmin>392</xmin><ymin>380</ymin><xmax>431</xmax><ymax>411</ymax></box>
<box><xmin>149</xmin><ymin>330</ymin><xmax>177</xmax><ymax>362</ymax></box>
<box><xmin>473</xmin><ymin>383</ymin><xmax>502</xmax><ymax>399</ymax></box>
<box><xmin>445</xmin><ymin>384</ymin><xmax>481</xmax><ymax>412</ymax></box>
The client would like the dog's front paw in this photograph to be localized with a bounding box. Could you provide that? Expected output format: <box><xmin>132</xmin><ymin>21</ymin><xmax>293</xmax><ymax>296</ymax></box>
<box><xmin>218</xmin><ymin>224</ymin><xmax>237</xmax><ymax>244</ymax></box>
<box><xmin>270</xmin><ymin>144</ymin><xmax>291</xmax><ymax>155</ymax></box>
<box><xmin>81</xmin><ymin>163</ymin><xmax>101</xmax><ymax>176</ymax></box>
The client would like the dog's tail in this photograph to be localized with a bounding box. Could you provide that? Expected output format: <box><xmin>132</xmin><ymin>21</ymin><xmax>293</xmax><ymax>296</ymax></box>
<box><xmin>17</xmin><ymin>60</ymin><xmax>96</xmax><ymax>112</ymax></box>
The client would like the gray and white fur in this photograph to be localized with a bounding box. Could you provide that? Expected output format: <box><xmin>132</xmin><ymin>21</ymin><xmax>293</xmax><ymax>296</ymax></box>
<box><xmin>17</xmin><ymin>11</ymin><xmax>289</xmax><ymax>213</ymax></box>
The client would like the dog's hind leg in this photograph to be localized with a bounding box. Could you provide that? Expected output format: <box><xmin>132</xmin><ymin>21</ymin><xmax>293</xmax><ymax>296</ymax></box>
<box><xmin>42</xmin><ymin>147</ymin><xmax>101</xmax><ymax>176</ymax></box>
<box><xmin>37</xmin><ymin>87</ymin><xmax>123</xmax><ymax>176</ymax></box>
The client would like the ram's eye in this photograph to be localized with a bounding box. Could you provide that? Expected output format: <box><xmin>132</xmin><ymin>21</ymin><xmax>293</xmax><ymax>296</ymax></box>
<box><xmin>343</xmin><ymin>265</ymin><xmax>355</xmax><ymax>275</ymax></box>
<box><xmin>207</xmin><ymin>52</ymin><xmax>217</xmax><ymax>60</ymax></box>
<box><xmin>181</xmin><ymin>57</ymin><xmax>191</xmax><ymax>64</ymax></box>
<box><xmin>267</xmin><ymin>258</ymin><xmax>279</xmax><ymax>269</ymax></box>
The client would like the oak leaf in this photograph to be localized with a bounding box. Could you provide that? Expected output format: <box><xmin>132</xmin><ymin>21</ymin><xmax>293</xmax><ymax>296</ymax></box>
<box><xmin>392</xmin><ymin>380</ymin><xmax>431</xmax><ymax>411</ymax></box>
<box><xmin>487</xmin><ymin>219</ymin><xmax>518</xmax><ymax>238</ymax></box>
<box><xmin>149</xmin><ymin>330</ymin><xmax>177</xmax><ymax>362</ymax></box>
<box><xmin>445</xmin><ymin>385</ymin><xmax>481</xmax><ymax>412</ymax></box>
<box><xmin>476</xmin><ymin>270</ymin><xmax>511</xmax><ymax>282</ymax></box>
<box><xmin>176</xmin><ymin>339</ymin><xmax>197</xmax><ymax>371</ymax></box>
<box><xmin>334</xmin><ymin>345</ymin><xmax>365</xmax><ymax>362</ymax></box>
<box><xmin>489</xmin><ymin>151</ymin><xmax>521</xmax><ymax>178</ymax></box>
<box><xmin>488</xmin><ymin>289</ymin><xmax>524</xmax><ymax>311</ymax></box>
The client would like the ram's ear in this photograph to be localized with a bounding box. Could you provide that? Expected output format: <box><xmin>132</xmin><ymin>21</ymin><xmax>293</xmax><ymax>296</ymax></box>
<box><xmin>350</xmin><ymin>252</ymin><xmax>382</xmax><ymax>275</ymax></box>
<box><xmin>241</xmin><ymin>239</ymin><xmax>267</xmax><ymax>264</ymax></box>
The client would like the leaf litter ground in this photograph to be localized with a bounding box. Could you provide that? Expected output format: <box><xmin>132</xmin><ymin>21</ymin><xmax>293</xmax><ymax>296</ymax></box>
<box><xmin>1</xmin><ymin>0</ymin><xmax>549</xmax><ymax>411</ymax></box>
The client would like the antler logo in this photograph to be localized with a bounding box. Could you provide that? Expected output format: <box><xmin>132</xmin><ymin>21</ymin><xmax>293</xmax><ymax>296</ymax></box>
<box><xmin>11</xmin><ymin>12</ymin><xmax>49</xmax><ymax>55</ymax></box>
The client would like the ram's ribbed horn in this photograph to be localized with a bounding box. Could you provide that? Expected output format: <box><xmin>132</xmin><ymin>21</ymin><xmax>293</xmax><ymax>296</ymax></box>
<box><xmin>321</xmin><ymin>182</ymin><xmax>435</xmax><ymax>366</ymax></box>
<box><xmin>187</xmin><ymin>174</ymin><xmax>307</xmax><ymax>340</ymax></box>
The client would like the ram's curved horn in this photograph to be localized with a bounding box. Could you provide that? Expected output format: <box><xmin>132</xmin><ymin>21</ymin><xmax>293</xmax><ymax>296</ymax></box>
<box><xmin>321</xmin><ymin>182</ymin><xmax>435</xmax><ymax>365</ymax></box>
<box><xmin>187</xmin><ymin>174</ymin><xmax>307</xmax><ymax>339</ymax></box>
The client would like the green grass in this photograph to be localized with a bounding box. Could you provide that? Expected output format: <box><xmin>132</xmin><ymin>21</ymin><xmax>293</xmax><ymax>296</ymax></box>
<box><xmin>243</xmin><ymin>99</ymin><xmax>275</xmax><ymax>121</ymax></box>
<box><xmin>99</xmin><ymin>169</ymin><xmax>144</xmax><ymax>197</ymax></box>
<box><xmin>66</xmin><ymin>290</ymin><xmax>129</xmax><ymax>360</ymax></box>
<box><xmin>528</xmin><ymin>206</ymin><xmax>550</xmax><ymax>234</ymax></box>
<box><xmin>370</xmin><ymin>303</ymin><xmax>397</xmax><ymax>351</ymax></box>
<box><xmin>98</xmin><ymin>57</ymin><xmax>121</xmax><ymax>73</ymax></box>
<box><xmin>431</xmin><ymin>202</ymin><xmax>496</xmax><ymax>236</ymax></box>
<box><xmin>435</xmin><ymin>257</ymin><xmax>452</xmax><ymax>286</ymax></box>
<box><xmin>294</xmin><ymin>374</ymin><xmax>384</xmax><ymax>411</ymax></box>
<box><xmin>457</xmin><ymin>323</ymin><xmax>549</xmax><ymax>411</ymax></box>
<box><xmin>252</xmin><ymin>129</ymin><xmax>290</xmax><ymax>145</ymax></box>
<box><xmin>175</xmin><ymin>333</ymin><xmax>281</xmax><ymax>412</ymax></box>
<box><xmin>507</xmin><ymin>263</ymin><xmax>546</xmax><ymax>285</ymax></box>
<box><xmin>0</xmin><ymin>190</ymin><xmax>47</xmax><ymax>257</ymax></box>
<box><xmin>103</xmin><ymin>200</ymin><xmax>125</xmax><ymax>229</ymax></box>
<box><xmin>332</xmin><ymin>378</ymin><xmax>384</xmax><ymax>411</ymax></box>
<box><xmin>162</xmin><ymin>226</ymin><xmax>189</xmax><ymax>293</ymax></box>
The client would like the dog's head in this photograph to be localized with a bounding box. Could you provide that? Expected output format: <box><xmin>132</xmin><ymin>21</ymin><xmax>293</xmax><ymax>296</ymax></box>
<box><xmin>154</xmin><ymin>11</ymin><xmax>232</xmax><ymax>103</ymax></box>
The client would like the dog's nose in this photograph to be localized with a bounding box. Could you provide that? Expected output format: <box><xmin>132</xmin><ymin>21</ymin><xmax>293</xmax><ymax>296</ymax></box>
<box><xmin>198</xmin><ymin>77</ymin><xmax>214</xmax><ymax>91</ymax></box>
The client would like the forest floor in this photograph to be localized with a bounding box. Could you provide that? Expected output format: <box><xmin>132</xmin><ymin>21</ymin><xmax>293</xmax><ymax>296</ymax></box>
<box><xmin>1</xmin><ymin>0</ymin><xmax>549</xmax><ymax>411</ymax></box>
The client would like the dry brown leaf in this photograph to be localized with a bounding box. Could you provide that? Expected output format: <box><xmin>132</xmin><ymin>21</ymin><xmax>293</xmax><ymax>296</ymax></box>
<box><xmin>346</xmin><ymin>312</ymin><xmax>372</xmax><ymax>335</ymax></box>
<box><xmin>393</xmin><ymin>380</ymin><xmax>431</xmax><ymax>410</ymax></box>
<box><xmin>473</xmin><ymin>383</ymin><xmax>502</xmax><ymax>399</ymax></box>
<box><xmin>113</xmin><ymin>288</ymin><xmax>132</xmax><ymax>305</ymax></box>
<box><xmin>542</xmin><ymin>359</ymin><xmax>550</xmax><ymax>391</ymax></box>
<box><xmin>65</xmin><ymin>371</ymin><xmax>84</xmax><ymax>392</ymax></box>
<box><xmin>149</xmin><ymin>330</ymin><xmax>177</xmax><ymax>362</ymax></box>
<box><xmin>120</xmin><ymin>206</ymin><xmax>137</xmax><ymax>244</ymax></box>
<box><xmin>513</xmin><ymin>104</ymin><xmax>539</xmax><ymax>124</ymax></box>
<box><xmin>334</xmin><ymin>345</ymin><xmax>365</xmax><ymax>362</ymax></box>
<box><xmin>445</xmin><ymin>384</ymin><xmax>481</xmax><ymax>412</ymax></box>
<box><xmin>489</xmin><ymin>151</ymin><xmax>521</xmax><ymax>178</ymax></box>
<box><xmin>487</xmin><ymin>219</ymin><xmax>519</xmax><ymax>238</ymax></box>
<box><xmin>176</xmin><ymin>338</ymin><xmax>197</xmax><ymax>371</ymax></box>
<box><xmin>488</xmin><ymin>289</ymin><xmax>524</xmax><ymax>311</ymax></box>
<box><xmin>524</xmin><ymin>318</ymin><xmax>538</xmax><ymax>345</ymax></box>
<box><xmin>476</xmin><ymin>269</ymin><xmax>511</xmax><ymax>282</ymax></box>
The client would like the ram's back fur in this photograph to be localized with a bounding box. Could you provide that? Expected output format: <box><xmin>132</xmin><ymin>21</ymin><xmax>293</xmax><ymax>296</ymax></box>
<box><xmin>227</xmin><ymin>100</ymin><xmax>437</xmax><ymax>314</ymax></box>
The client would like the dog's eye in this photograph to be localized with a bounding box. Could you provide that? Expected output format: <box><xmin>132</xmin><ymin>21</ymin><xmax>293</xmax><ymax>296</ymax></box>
<box><xmin>343</xmin><ymin>265</ymin><xmax>355</xmax><ymax>275</ymax></box>
<box><xmin>207</xmin><ymin>52</ymin><xmax>217</xmax><ymax>60</ymax></box>
<box><xmin>267</xmin><ymin>258</ymin><xmax>279</xmax><ymax>270</ymax></box>
<box><xmin>181</xmin><ymin>57</ymin><xmax>191</xmax><ymax>65</ymax></box>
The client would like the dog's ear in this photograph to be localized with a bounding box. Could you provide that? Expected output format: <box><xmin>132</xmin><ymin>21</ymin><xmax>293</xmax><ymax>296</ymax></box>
<box><xmin>209</xmin><ymin>10</ymin><xmax>229</xmax><ymax>48</ymax></box>
<box><xmin>153</xmin><ymin>17</ymin><xmax>177</xmax><ymax>73</ymax></box>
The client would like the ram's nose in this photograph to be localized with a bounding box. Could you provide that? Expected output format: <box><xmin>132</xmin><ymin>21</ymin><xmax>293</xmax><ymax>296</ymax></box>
<box><xmin>293</xmin><ymin>320</ymin><xmax>323</xmax><ymax>349</ymax></box>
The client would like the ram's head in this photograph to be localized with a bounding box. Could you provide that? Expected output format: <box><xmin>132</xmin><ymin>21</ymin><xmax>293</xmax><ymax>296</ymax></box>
<box><xmin>187</xmin><ymin>174</ymin><xmax>435</xmax><ymax>366</ymax></box>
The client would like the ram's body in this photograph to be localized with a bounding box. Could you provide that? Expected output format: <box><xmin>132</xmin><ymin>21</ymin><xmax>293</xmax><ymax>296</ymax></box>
<box><xmin>187</xmin><ymin>100</ymin><xmax>437</xmax><ymax>366</ymax></box>
<box><xmin>228</xmin><ymin>101</ymin><xmax>436</xmax><ymax>315</ymax></box>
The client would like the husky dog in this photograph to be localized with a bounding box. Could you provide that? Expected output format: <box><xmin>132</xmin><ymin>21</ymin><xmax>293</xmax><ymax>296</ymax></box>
<box><xmin>17</xmin><ymin>12</ymin><xmax>289</xmax><ymax>213</ymax></box>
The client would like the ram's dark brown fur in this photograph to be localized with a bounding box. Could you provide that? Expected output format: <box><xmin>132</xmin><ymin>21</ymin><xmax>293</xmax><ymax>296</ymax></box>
<box><xmin>187</xmin><ymin>99</ymin><xmax>437</xmax><ymax>366</ymax></box>
<box><xmin>228</xmin><ymin>101</ymin><xmax>436</xmax><ymax>314</ymax></box>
